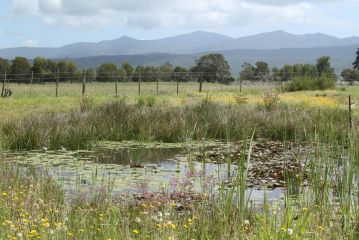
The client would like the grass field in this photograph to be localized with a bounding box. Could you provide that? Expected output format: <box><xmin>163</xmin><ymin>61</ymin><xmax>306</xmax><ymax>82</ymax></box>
<box><xmin>0</xmin><ymin>81</ymin><xmax>358</xmax><ymax>239</ymax></box>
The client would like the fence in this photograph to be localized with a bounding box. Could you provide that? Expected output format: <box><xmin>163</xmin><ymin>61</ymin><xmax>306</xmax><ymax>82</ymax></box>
<box><xmin>0</xmin><ymin>70</ymin><xmax>350</xmax><ymax>98</ymax></box>
<box><xmin>0</xmin><ymin>71</ymin><xmax>228</xmax><ymax>98</ymax></box>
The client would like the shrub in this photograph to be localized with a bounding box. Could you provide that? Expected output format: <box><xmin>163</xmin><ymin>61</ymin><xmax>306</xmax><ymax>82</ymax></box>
<box><xmin>284</xmin><ymin>76</ymin><xmax>336</xmax><ymax>92</ymax></box>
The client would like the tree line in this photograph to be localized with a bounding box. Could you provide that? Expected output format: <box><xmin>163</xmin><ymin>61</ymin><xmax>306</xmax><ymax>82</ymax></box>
<box><xmin>0</xmin><ymin>54</ymin><xmax>233</xmax><ymax>84</ymax></box>
<box><xmin>1</xmin><ymin>49</ymin><xmax>359</xmax><ymax>85</ymax></box>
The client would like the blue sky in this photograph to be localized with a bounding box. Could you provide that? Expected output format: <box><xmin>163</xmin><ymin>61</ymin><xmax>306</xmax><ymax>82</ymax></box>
<box><xmin>1</xmin><ymin>0</ymin><xmax>359</xmax><ymax>48</ymax></box>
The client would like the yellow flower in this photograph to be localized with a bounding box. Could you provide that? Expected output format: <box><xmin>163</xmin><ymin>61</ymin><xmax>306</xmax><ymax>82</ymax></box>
<box><xmin>171</xmin><ymin>224</ymin><xmax>176</xmax><ymax>230</ymax></box>
<box><xmin>318</xmin><ymin>226</ymin><xmax>324</xmax><ymax>231</ymax></box>
<box><xmin>132</xmin><ymin>229</ymin><xmax>140</xmax><ymax>235</ymax></box>
<box><xmin>2</xmin><ymin>192</ymin><xmax>7</xmax><ymax>196</ymax></box>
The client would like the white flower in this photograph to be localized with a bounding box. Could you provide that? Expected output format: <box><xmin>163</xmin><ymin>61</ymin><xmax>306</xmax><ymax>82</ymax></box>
<box><xmin>135</xmin><ymin>217</ymin><xmax>141</xmax><ymax>223</ymax></box>
<box><xmin>287</xmin><ymin>228</ymin><xmax>293</xmax><ymax>235</ymax></box>
<box><xmin>244</xmin><ymin>220</ymin><xmax>250</xmax><ymax>225</ymax></box>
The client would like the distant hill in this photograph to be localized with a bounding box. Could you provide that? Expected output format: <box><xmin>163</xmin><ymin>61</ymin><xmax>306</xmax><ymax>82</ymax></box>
<box><xmin>1</xmin><ymin>30</ymin><xmax>359</xmax><ymax>59</ymax></box>
<box><xmin>67</xmin><ymin>44</ymin><xmax>359</xmax><ymax>75</ymax></box>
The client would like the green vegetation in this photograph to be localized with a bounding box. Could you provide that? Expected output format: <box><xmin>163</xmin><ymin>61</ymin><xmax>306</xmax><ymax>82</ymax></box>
<box><xmin>283</xmin><ymin>76</ymin><xmax>336</xmax><ymax>92</ymax></box>
<box><xmin>1</xmin><ymin>47</ymin><xmax>359</xmax><ymax>239</ymax></box>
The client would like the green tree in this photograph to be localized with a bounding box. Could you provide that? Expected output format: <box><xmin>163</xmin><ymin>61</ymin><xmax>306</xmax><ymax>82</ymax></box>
<box><xmin>353</xmin><ymin>48</ymin><xmax>359</xmax><ymax>70</ymax></box>
<box><xmin>121</xmin><ymin>61</ymin><xmax>134</xmax><ymax>78</ymax></box>
<box><xmin>240</xmin><ymin>63</ymin><xmax>256</xmax><ymax>81</ymax></box>
<box><xmin>280</xmin><ymin>64</ymin><xmax>293</xmax><ymax>82</ymax></box>
<box><xmin>192</xmin><ymin>53</ymin><xmax>232</xmax><ymax>83</ymax></box>
<box><xmin>316</xmin><ymin>56</ymin><xmax>334</xmax><ymax>77</ymax></box>
<box><xmin>86</xmin><ymin>68</ymin><xmax>96</xmax><ymax>82</ymax></box>
<box><xmin>341</xmin><ymin>69</ymin><xmax>359</xmax><ymax>85</ymax></box>
<box><xmin>96</xmin><ymin>63</ymin><xmax>117</xmax><ymax>82</ymax></box>
<box><xmin>255</xmin><ymin>61</ymin><xmax>270</xmax><ymax>81</ymax></box>
<box><xmin>67</xmin><ymin>62</ymin><xmax>78</xmax><ymax>83</ymax></box>
<box><xmin>159</xmin><ymin>62</ymin><xmax>174</xmax><ymax>82</ymax></box>
<box><xmin>0</xmin><ymin>58</ymin><xmax>10</xmax><ymax>75</ymax></box>
<box><xmin>32</xmin><ymin>57</ymin><xmax>49</xmax><ymax>80</ymax></box>
<box><xmin>173</xmin><ymin>66</ymin><xmax>188</xmax><ymax>82</ymax></box>
<box><xmin>11</xmin><ymin>57</ymin><xmax>31</xmax><ymax>82</ymax></box>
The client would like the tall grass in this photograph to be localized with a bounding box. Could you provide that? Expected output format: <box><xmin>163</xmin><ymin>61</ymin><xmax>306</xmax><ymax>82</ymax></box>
<box><xmin>0</xmin><ymin>99</ymin><xmax>350</xmax><ymax>150</ymax></box>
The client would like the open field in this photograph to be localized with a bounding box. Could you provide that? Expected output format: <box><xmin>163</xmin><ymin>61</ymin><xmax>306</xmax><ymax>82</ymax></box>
<box><xmin>0</xmin><ymin>81</ymin><xmax>358</xmax><ymax>239</ymax></box>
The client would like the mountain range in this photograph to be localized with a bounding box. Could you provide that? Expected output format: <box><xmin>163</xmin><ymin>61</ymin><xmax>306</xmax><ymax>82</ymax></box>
<box><xmin>1</xmin><ymin>30</ymin><xmax>358</xmax><ymax>73</ymax></box>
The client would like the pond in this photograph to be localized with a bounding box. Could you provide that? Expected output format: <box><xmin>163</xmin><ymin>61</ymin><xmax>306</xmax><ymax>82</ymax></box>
<box><xmin>4</xmin><ymin>141</ymin><xmax>305</xmax><ymax>203</ymax></box>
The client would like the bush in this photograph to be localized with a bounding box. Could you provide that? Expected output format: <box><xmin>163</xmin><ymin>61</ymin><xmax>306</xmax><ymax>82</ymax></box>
<box><xmin>284</xmin><ymin>76</ymin><xmax>336</xmax><ymax>92</ymax></box>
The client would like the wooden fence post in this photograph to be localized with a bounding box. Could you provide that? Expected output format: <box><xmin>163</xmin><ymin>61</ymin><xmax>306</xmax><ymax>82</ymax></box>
<box><xmin>156</xmin><ymin>73</ymin><xmax>159</xmax><ymax>94</ymax></box>
<box><xmin>115</xmin><ymin>72</ymin><xmax>118</xmax><ymax>97</ymax></box>
<box><xmin>1</xmin><ymin>71</ymin><xmax>6</xmax><ymax>97</ymax></box>
<box><xmin>56</xmin><ymin>69</ymin><xmax>59</xmax><ymax>97</ymax></box>
<box><xmin>30</xmin><ymin>71</ymin><xmax>33</xmax><ymax>96</ymax></box>
<box><xmin>349</xmin><ymin>95</ymin><xmax>353</xmax><ymax>129</ymax></box>
<box><xmin>176</xmin><ymin>72</ymin><xmax>179</xmax><ymax>95</ymax></box>
<box><xmin>199</xmin><ymin>72</ymin><xmax>203</xmax><ymax>93</ymax></box>
<box><xmin>82</xmin><ymin>69</ymin><xmax>86</xmax><ymax>96</ymax></box>
<box><xmin>138</xmin><ymin>69</ymin><xmax>141</xmax><ymax>95</ymax></box>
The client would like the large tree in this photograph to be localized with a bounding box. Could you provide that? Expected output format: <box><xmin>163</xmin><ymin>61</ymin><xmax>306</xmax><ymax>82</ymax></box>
<box><xmin>96</xmin><ymin>63</ymin><xmax>117</xmax><ymax>82</ymax></box>
<box><xmin>240</xmin><ymin>63</ymin><xmax>256</xmax><ymax>81</ymax></box>
<box><xmin>316</xmin><ymin>56</ymin><xmax>334</xmax><ymax>77</ymax></box>
<box><xmin>121</xmin><ymin>61</ymin><xmax>134</xmax><ymax>77</ymax></box>
<box><xmin>192</xmin><ymin>53</ymin><xmax>232</xmax><ymax>83</ymax></box>
<box><xmin>255</xmin><ymin>61</ymin><xmax>270</xmax><ymax>81</ymax></box>
<box><xmin>0</xmin><ymin>58</ymin><xmax>10</xmax><ymax>75</ymax></box>
<box><xmin>11</xmin><ymin>57</ymin><xmax>31</xmax><ymax>82</ymax></box>
<box><xmin>353</xmin><ymin>48</ymin><xmax>359</xmax><ymax>70</ymax></box>
<box><xmin>341</xmin><ymin>69</ymin><xmax>359</xmax><ymax>85</ymax></box>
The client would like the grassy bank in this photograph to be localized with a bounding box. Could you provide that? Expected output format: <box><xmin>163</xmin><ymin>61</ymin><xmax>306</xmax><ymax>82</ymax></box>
<box><xmin>0</xmin><ymin>99</ymin><xmax>351</xmax><ymax>150</ymax></box>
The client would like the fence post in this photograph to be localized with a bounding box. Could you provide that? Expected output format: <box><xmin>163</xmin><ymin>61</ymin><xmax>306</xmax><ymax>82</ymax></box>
<box><xmin>56</xmin><ymin>69</ymin><xmax>59</xmax><ymax>97</ymax></box>
<box><xmin>240</xmin><ymin>77</ymin><xmax>243</xmax><ymax>92</ymax></box>
<box><xmin>199</xmin><ymin>72</ymin><xmax>203</xmax><ymax>93</ymax></box>
<box><xmin>82</xmin><ymin>69</ymin><xmax>86</xmax><ymax>97</ymax></box>
<box><xmin>349</xmin><ymin>95</ymin><xmax>353</xmax><ymax>129</ymax></box>
<box><xmin>114</xmin><ymin>72</ymin><xmax>118</xmax><ymax>97</ymax></box>
<box><xmin>156</xmin><ymin>73</ymin><xmax>159</xmax><ymax>94</ymax></box>
<box><xmin>138</xmin><ymin>69</ymin><xmax>141</xmax><ymax>95</ymax></box>
<box><xmin>30</xmin><ymin>71</ymin><xmax>33</xmax><ymax>96</ymax></box>
<box><xmin>176</xmin><ymin>72</ymin><xmax>179</xmax><ymax>95</ymax></box>
<box><xmin>1</xmin><ymin>71</ymin><xmax>6</xmax><ymax>97</ymax></box>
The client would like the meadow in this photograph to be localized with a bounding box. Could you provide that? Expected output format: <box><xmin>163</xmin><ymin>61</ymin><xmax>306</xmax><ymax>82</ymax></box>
<box><xmin>0</xmin><ymin>81</ymin><xmax>358</xmax><ymax>239</ymax></box>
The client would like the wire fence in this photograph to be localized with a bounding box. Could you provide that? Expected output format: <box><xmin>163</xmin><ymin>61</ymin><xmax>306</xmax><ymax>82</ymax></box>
<box><xmin>0</xmin><ymin>70</ymin><xmax>356</xmax><ymax>98</ymax></box>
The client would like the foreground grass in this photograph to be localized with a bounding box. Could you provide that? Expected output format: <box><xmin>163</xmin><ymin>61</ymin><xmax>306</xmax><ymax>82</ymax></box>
<box><xmin>0</xmin><ymin>133</ymin><xmax>358</xmax><ymax>239</ymax></box>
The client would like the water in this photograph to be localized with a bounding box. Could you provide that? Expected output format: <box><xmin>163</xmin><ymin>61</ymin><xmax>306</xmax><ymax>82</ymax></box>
<box><xmin>4</xmin><ymin>143</ymin><xmax>285</xmax><ymax>202</ymax></box>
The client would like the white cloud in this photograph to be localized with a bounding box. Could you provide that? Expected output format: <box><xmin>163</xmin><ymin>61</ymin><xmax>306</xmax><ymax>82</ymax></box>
<box><xmin>9</xmin><ymin>0</ymin><xmax>339</xmax><ymax>30</ymax></box>
<box><xmin>22</xmin><ymin>40</ymin><xmax>39</xmax><ymax>47</ymax></box>
<box><xmin>13</xmin><ymin>0</ymin><xmax>39</xmax><ymax>14</ymax></box>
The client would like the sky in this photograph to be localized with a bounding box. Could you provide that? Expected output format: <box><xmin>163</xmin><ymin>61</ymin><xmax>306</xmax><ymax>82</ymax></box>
<box><xmin>0</xmin><ymin>0</ymin><xmax>359</xmax><ymax>48</ymax></box>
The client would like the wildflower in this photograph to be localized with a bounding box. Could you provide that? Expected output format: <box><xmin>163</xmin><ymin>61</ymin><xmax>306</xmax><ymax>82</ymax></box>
<box><xmin>2</xmin><ymin>192</ymin><xmax>7</xmax><ymax>196</ymax></box>
<box><xmin>135</xmin><ymin>217</ymin><xmax>141</xmax><ymax>223</ymax></box>
<box><xmin>132</xmin><ymin>229</ymin><xmax>140</xmax><ymax>235</ymax></box>
<box><xmin>287</xmin><ymin>228</ymin><xmax>293</xmax><ymax>235</ymax></box>
<box><xmin>183</xmin><ymin>224</ymin><xmax>188</xmax><ymax>229</ymax></box>
<box><xmin>244</xmin><ymin>220</ymin><xmax>250</xmax><ymax>226</ymax></box>
<box><xmin>68</xmin><ymin>232</ymin><xmax>73</xmax><ymax>236</ymax></box>
<box><xmin>171</xmin><ymin>224</ymin><xmax>176</xmax><ymax>230</ymax></box>
<box><xmin>302</xmin><ymin>207</ymin><xmax>308</xmax><ymax>212</ymax></box>
<box><xmin>318</xmin><ymin>226</ymin><xmax>324</xmax><ymax>231</ymax></box>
